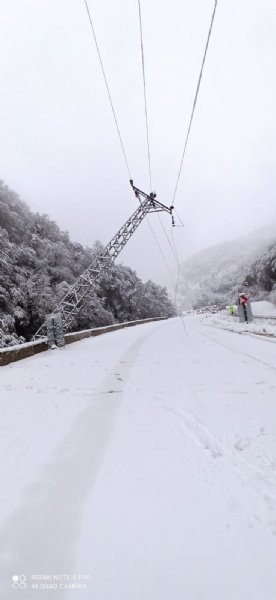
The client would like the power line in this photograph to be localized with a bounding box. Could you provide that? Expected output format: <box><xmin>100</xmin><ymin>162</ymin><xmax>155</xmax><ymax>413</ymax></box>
<box><xmin>84</xmin><ymin>0</ymin><xmax>175</xmax><ymax>288</ymax></box>
<box><xmin>146</xmin><ymin>216</ymin><xmax>176</xmax><ymax>284</ymax></box>
<box><xmin>83</xmin><ymin>0</ymin><xmax>131</xmax><ymax>179</ymax></box>
<box><xmin>157</xmin><ymin>214</ymin><xmax>178</xmax><ymax>261</ymax></box>
<box><xmin>170</xmin><ymin>227</ymin><xmax>181</xmax><ymax>305</ymax></box>
<box><xmin>156</xmin><ymin>216</ymin><xmax>188</xmax><ymax>330</ymax></box>
<box><xmin>83</xmin><ymin>0</ymin><xmax>186</xmax><ymax>300</ymax></box>
<box><xmin>137</xmin><ymin>0</ymin><xmax>152</xmax><ymax>191</ymax></box>
<box><xmin>170</xmin><ymin>227</ymin><xmax>188</xmax><ymax>335</ymax></box>
<box><xmin>174</xmin><ymin>208</ymin><xmax>185</xmax><ymax>227</ymax></box>
<box><xmin>136</xmin><ymin>0</ymin><xmax>214</xmax><ymax>315</ymax></box>
<box><xmin>137</xmin><ymin>0</ymin><xmax>178</xmax><ymax>284</ymax></box>
<box><xmin>172</xmin><ymin>0</ymin><xmax>218</xmax><ymax>204</ymax></box>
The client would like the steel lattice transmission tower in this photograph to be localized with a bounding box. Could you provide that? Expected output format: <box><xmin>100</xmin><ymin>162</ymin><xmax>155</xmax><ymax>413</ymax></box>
<box><xmin>33</xmin><ymin>181</ymin><xmax>174</xmax><ymax>340</ymax></box>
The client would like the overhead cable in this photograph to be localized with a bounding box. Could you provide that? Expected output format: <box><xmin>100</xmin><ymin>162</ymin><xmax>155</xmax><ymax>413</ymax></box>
<box><xmin>170</xmin><ymin>227</ymin><xmax>188</xmax><ymax>335</ymax></box>
<box><xmin>172</xmin><ymin>0</ymin><xmax>218</xmax><ymax>204</ymax></box>
<box><xmin>170</xmin><ymin>227</ymin><xmax>181</xmax><ymax>305</ymax></box>
<box><xmin>157</xmin><ymin>214</ymin><xmax>178</xmax><ymax>262</ymax></box>
<box><xmin>146</xmin><ymin>216</ymin><xmax>176</xmax><ymax>284</ymax></box>
<box><xmin>174</xmin><ymin>208</ymin><xmax>185</xmax><ymax>227</ymax></box>
<box><xmin>137</xmin><ymin>0</ymin><xmax>178</xmax><ymax>284</ymax></box>
<box><xmin>137</xmin><ymin>0</ymin><xmax>152</xmax><ymax>191</ymax></box>
<box><xmin>83</xmin><ymin>0</ymin><xmax>131</xmax><ymax>179</ymax></box>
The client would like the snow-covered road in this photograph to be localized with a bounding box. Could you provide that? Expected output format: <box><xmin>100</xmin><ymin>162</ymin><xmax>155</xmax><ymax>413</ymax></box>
<box><xmin>1</xmin><ymin>317</ymin><xmax>276</xmax><ymax>599</ymax></box>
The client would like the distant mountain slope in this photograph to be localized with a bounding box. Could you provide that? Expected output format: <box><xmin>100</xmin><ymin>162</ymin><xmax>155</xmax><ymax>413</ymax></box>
<box><xmin>245</xmin><ymin>245</ymin><xmax>276</xmax><ymax>303</ymax></box>
<box><xmin>178</xmin><ymin>227</ymin><xmax>276</xmax><ymax>309</ymax></box>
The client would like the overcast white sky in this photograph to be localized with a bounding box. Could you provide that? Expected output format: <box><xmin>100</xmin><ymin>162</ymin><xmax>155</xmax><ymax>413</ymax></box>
<box><xmin>0</xmin><ymin>0</ymin><xmax>276</xmax><ymax>287</ymax></box>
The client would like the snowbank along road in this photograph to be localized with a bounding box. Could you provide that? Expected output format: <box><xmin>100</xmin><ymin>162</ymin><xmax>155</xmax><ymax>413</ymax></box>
<box><xmin>0</xmin><ymin>316</ymin><xmax>276</xmax><ymax>599</ymax></box>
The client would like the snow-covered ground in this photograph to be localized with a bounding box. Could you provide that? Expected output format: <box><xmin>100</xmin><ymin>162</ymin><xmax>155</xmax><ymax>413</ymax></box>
<box><xmin>1</xmin><ymin>318</ymin><xmax>276</xmax><ymax>599</ymax></box>
<box><xmin>206</xmin><ymin>312</ymin><xmax>276</xmax><ymax>338</ymax></box>
<box><xmin>205</xmin><ymin>301</ymin><xmax>276</xmax><ymax>338</ymax></box>
<box><xmin>252</xmin><ymin>300</ymin><xmax>276</xmax><ymax>318</ymax></box>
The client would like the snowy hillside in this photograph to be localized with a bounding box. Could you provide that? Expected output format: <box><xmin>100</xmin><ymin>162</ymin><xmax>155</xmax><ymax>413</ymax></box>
<box><xmin>0</xmin><ymin>181</ymin><xmax>174</xmax><ymax>347</ymax></box>
<box><xmin>178</xmin><ymin>226</ymin><xmax>276</xmax><ymax>309</ymax></box>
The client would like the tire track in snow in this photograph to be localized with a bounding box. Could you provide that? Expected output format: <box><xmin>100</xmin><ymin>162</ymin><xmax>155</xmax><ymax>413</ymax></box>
<box><xmin>200</xmin><ymin>327</ymin><xmax>276</xmax><ymax>373</ymax></box>
<box><xmin>155</xmin><ymin>401</ymin><xmax>276</xmax><ymax>536</ymax></box>
<box><xmin>0</xmin><ymin>326</ymin><xmax>157</xmax><ymax>600</ymax></box>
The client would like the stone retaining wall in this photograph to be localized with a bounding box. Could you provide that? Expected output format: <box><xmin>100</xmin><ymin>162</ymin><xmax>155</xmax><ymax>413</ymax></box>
<box><xmin>0</xmin><ymin>340</ymin><xmax>49</xmax><ymax>367</ymax></box>
<box><xmin>0</xmin><ymin>317</ymin><xmax>167</xmax><ymax>367</ymax></box>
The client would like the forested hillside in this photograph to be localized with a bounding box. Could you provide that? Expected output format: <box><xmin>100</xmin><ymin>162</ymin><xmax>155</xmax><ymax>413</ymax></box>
<box><xmin>0</xmin><ymin>181</ymin><xmax>175</xmax><ymax>347</ymax></box>
<box><xmin>178</xmin><ymin>227</ymin><xmax>276</xmax><ymax>309</ymax></box>
<box><xmin>245</xmin><ymin>245</ymin><xmax>276</xmax><ymax>303</ymax></box>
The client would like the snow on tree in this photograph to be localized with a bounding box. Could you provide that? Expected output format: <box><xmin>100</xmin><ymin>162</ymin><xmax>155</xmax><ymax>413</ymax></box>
<box><xmin>0</xmin><ymin>181</ymin><xmax>175</xmax><ymax>346</ymax></box>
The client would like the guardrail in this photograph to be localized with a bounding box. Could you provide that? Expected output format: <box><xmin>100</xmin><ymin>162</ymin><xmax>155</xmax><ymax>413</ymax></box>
<box><xmin>253</xmin><ymin>315</ymin><xmax>276</xmax><ymax>320</ymax></box>
<box><xmin>0</xmin><ymin>317</ymin><xmax>167</xmax><ymax>367</ymax></box>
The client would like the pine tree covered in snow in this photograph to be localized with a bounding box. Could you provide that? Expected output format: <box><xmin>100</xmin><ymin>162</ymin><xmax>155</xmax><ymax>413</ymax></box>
<box><xmin>0</xmin><ymin>181</ymin><xmax>175</xmax><ymax>347</ymax></box>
